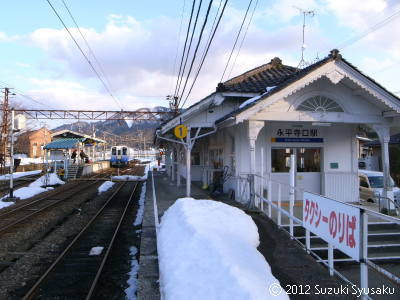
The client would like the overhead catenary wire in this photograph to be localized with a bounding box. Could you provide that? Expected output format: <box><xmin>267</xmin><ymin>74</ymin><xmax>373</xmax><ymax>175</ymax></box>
<box><xmin>179</xmin><ymin>0</ymin><xmax>229</xmax><ymax>108</ymax></box>
<box><xmin>175</xmin><ymin>0</ymin><xmax>204</xmax><ymax>100</ymax></box>
<box><xmin>220</xmin><ymin>0</ymin><xmax>253</xmax><ymax>83</ymax></box>
<box><xmin>337</xmin><ymin>7</ymin><xmax>400</xmax><ymax>50</ymax></box>
<box><xmin>169</xmin><ymin>0</ymin><xmax>187</xmax><ymax>95</ymax></box>
<box><xmin>60</xmin><ymin>0</ymin><xmax>114</xmax><ymax>94</ymax></box>
<box><xmin>45</xmin><ymin>0</ymin><xmax>124</xmax><ymax>110</ymax></box>
<box><xmin>177</xmin><ymin>0</ymin><xmax>214</xmax><ymax>106</ymax></box>
<box><xmin>173</xmin><ymin>0</ymin><xmax>198</xmax><ymax>99</ymax></box>
<box><xmin>227</xmin><ymin>0</ymin><xmax>258</xmax><ymax>79</ymax></box>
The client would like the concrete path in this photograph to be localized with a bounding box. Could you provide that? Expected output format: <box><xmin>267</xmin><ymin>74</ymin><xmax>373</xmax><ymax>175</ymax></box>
<box><xmin>137</xmin><ymin>171</ymin><xmax>352</xmax><ymax>299</ymax></box>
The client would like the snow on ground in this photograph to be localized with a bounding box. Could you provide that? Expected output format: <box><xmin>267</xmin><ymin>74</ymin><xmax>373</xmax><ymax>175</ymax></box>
<box><xmin>0</xmin><ymin>170</ymin><xmax>41</xmax><ymax>180</ymax></box>
<box><xmin>0</xmin><ymin>173</ymin><xmax>64</xmax><ymax>208</ymax></box>
<box><xmin>89</xmin><ymin>246</ymin><xmax>104</xmax><ymax>256</ymax></box>
<box><xmin>9</xmin><ymin>186</ymin><xmax>52</xmax><ymax>200</ymax></box>
<box><xmin>112</xmin><ymin>175</ymin><xmax>146</xmax><ymax>181</ymax></box>
<box><xmin>134</xmin><ymin>182</ymin><xmax>146</xmax><ymax>226</ymax></box>
<box><xmin>29</xmin><ymin>173</ymin><xmax>65</xmax><ymax>187</ymax></box>
<box><xmin>125</xmin><ymin>246</ymin><xmax>139</xmax><ymax>300</ymax></box>
<box><xmin>0</xmin><ymin>200</ymin><xmax>14</xmax><ymax>209</ymax></box>
<box><xmin>98</xmin><ymin>181</ymin><xmax>115</xmax><ymax>194</ymax></box>
<box><xmin>158</xmin><ymin>198</ymin><xmax>289</xmax><ymax>300</ymax></box>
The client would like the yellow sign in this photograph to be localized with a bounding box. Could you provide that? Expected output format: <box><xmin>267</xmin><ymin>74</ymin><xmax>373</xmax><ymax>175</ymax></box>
<box><xmin>174</xmin><ymin>125</ymin><xmax>188</xmax><ymax>139</ymax></box>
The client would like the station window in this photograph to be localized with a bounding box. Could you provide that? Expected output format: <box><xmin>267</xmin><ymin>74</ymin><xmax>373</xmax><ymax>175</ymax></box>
<box><xmin>271</xmin><ymin>148</ymin><xmax>321</xmax><ymax>172</ymax></box>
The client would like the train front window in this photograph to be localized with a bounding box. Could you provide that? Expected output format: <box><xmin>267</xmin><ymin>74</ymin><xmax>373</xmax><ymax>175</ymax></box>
<box><xmin>117</xmin><ymin>150</ymin><xmax>121</xmax><ymax>155</ymax></box>
<box><xmin>112</xmin><ymin>148</ymin><xmax>116</xmax><ymax>155</ymax></box>
<box><xmin>122</xmin><ymin>148</ymin><xmax>127</xmax><ymax>155</ymax></box>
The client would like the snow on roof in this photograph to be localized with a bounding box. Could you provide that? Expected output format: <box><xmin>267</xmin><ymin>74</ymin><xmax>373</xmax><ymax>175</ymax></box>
<box><xmin>158</xmin><ymin>198</ymin><xmax>288</xmax><ymax>300</ymax></box>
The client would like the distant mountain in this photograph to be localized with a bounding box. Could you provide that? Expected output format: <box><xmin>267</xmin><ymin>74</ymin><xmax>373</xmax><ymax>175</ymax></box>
<box><xmin>51</xmin><ymin>106</ymin><xmax>172</xmax><ymax>148</ymax></box>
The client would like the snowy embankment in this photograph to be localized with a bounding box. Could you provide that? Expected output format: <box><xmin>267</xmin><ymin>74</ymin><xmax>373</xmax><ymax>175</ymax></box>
<box><xmin>0</xmin><ymin>173</ymin><xmax>64</xmax><ymax>209</ymax></box>
<box><xmin>97</xmin><ymin>181</ymin><xmax>115</xmax><ymax>194</ymax></box>
<box><xmin>125</xmin><ymin>179</ymin><xmax>147</xmax><ymax>300</ymax></box>
<box><xmin>158</xmin><ymin>198</ymin><xmax>289</xmax><ymax>300</ymax></box>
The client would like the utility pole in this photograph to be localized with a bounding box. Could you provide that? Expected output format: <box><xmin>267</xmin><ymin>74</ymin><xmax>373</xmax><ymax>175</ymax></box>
<box><xmin>1</xmin><ymin>88</ymin><xmax>10</xmax><ymax>174</ymax></box>
<box><xmin>166</xmin><ymin>95</ymin><xmax>179</xmax><ymax>116</ymax></box>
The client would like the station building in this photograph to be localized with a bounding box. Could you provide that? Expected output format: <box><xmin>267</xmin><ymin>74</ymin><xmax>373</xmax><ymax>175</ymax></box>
<box><xmin>156</xmin><ymin>50</ymin><xmax>400</xmax><ymax>205</ymax></box>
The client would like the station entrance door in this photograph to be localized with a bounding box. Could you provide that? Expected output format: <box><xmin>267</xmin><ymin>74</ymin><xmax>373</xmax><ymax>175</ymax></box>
<box><xmin>271</xmin><ymin>147</ymin><xmax>322</xmax><ymax>200</ymax></box>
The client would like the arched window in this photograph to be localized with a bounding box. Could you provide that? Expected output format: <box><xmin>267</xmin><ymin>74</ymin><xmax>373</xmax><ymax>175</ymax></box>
<box><xmin>297</xmin><ymin>96</ymin><xmax>344</xmax><ymax>113</ymax></box>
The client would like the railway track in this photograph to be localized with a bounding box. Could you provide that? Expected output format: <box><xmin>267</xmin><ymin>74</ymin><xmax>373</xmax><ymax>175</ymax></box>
<box><xmin>22</xmin><ymin>181</ymin><xmax>139</xmax><ymax>299</ymax></box>
<box><xmin>0</xmin><ymin>180</ymin><xmax>101</xmax><ymax>237</ymax></box>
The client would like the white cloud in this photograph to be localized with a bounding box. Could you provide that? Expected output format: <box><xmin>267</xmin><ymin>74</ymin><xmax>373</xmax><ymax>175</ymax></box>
<box><xmin>324</xmin><ymin>0</ymin><xmax>388</xmax><ymax>31</ymax></box>
<box><xmin>16</xmin><ymin>8</ymin><xmax>325</xmax><ymax>107</ymax></box>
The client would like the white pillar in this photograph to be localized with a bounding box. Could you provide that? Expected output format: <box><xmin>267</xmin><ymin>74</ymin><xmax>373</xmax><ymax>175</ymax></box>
<box><xmin>373</xmin><ymin>125</ymin><xmax>392</xmax><ymax>210</ymax></box>
<box><xmin>186</xmin><ymin>129</ymin><xmax>192</xmax><ymax>197</ymax></box>
<box><xmin>289</xmin><ymin>153</ymin><xmax>296</xmax><ymax>237</ymax></box>
<box><xmin>171</xmin><ymin>150</ymin><xmax>176</xmax><ymax>182</ymax></box>
<box><xmin>248</xmin><ymin>121</ymin><xmax>264</xmax><ymax>207</ymax></box>
<box><xmin>177</xmin><ymin>146</ymin><xmax>181</xmax><ymax>187</ymax></box>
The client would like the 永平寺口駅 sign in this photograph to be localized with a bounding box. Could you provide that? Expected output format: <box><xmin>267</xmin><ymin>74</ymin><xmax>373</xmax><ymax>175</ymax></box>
<box><xmin>303</xmin><ymin>192</ymin><xmax>360</xmax><ymax>261</ymax></box>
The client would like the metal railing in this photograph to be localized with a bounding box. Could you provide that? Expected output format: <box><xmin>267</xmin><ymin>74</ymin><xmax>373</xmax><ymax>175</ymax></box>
<box><xmin>237</xmin><ymin>173</ymin><xmax>400</xmax><ymax>299</ymax></box>
<box><xmin>377</xmin><ymin>195</ymin><xmax>400</xmax><ymax>216</ymax></box>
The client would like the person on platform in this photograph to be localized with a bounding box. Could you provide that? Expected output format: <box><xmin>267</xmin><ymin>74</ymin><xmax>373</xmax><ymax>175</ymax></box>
<box><xmin>71</xmin><ymin>149</ymin><xmax>77</xmax><ymax>164</ymax></box>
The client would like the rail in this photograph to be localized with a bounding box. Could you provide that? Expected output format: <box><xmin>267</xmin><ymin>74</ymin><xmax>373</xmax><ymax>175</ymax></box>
<box><xmin>237</xmin><ymin>173</ymin><xmax>400</xmax><ymax>299</ymax></box>
<box><xmin>22</xmin><ymin>181</ymin><xmax>139</xmax><ymax>299</ymax></box>
<box><xmin>0</xmin><ymin>180</ymin><xmax>100</xmax><ymax>235</ymax></box>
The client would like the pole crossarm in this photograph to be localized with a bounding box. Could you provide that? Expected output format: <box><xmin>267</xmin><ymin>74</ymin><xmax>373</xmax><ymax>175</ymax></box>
<box><xmin>11</xmin><ymin>109</ymin><xmax>173</xmax><ymax>121</ymax></box>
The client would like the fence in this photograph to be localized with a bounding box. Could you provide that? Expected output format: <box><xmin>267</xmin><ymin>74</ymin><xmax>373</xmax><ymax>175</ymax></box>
<box><xmin>237</xmin><ymin>172</ymin><xmax>400</xmax><ymax>299</ymax></box>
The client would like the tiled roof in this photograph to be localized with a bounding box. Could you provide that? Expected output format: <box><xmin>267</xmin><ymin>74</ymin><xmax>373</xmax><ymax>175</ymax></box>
<box><xmin>215</xmin><ymin>55</ymin><xmax>333</xmax><ymax>124</ymax></box>
<box><xmin>216</xmin><ymin>57</ymin><xmax>297</xmax><ymax>93</ymax></box>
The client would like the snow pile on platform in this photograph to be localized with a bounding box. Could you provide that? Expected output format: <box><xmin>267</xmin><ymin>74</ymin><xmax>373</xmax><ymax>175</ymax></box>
<box><xmin>0</xmin><ymin>170</ymin><xmax>41</xmax><ymax>180</ymax></box>
<box><xmin>98</xmin><ymin>181</ymin><xmax>115</xmax><ymax>194</ymax></box>
<box><xmin>29</xmin><ymin>173</ymin><xmax>65</xmax><ymax>187</ymax></box>
<box><xmin>158</xmin><ymin>198</ymin><xmax>288</xmax><ymax>300</ymax></box>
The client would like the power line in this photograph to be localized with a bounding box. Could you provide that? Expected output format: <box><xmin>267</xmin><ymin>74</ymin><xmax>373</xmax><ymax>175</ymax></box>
<box><xmin>45</xmin><ymin>0</ymin><xmax>124</xmax><ymax>110</ymax></box>
<box><xmin>338</xmin><ymin>8</ymin><xmax>400</xmax><ymax>50</ymax></box>
<box><xmin>227</xmin><ymin>0</ymin><xmax>258</xmax><ymax>79</ymax></box>
<box><xmin>169</xmin><ymin>0</ymin><xmax>187</xmax><ymax>95</ymax></box>
<box><xmin>60</xmin><ymin>0</ymin><xmax>114</xmax><ymax>95</ymax></box>
<box><xmin>177</xmin><ymin>0</ymin><xmax>214</xmax><ymax>106</ymax></box>
<box><xmin>220</xmin><ymin>0</ymin><xmax>253</xmax><ymax>82</ymax></box>
<box><xmin>175</xmin><ymin>0</ymin><xmax>204</xmax><ymax>100</ymax></box>
<box><xmin>0</xmin><ymin>80</ymin><xmax>49</xmax><ymax>108</ymax></box>
<box><xmin>173</xmin><ymin>0</ymin><xmax>198</xmax><ymax>100</ymax></box>
<box><xmin>180</xmin><ymin>0</ymin><xmax>229</xmax><ymax>108</ymax></box>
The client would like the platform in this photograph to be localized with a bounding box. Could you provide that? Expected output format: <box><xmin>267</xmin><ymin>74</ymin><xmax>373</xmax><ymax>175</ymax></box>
<box><xmin>137</xmin><ymin>171</ymin><xmax>350</xmax><ymax>299</ymax></box>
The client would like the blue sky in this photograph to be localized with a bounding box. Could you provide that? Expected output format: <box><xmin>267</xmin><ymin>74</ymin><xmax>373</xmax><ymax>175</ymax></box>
<box><xmin>0</xmin><ymin>0</ymin><xmax>399</xmax><ymax>128</ymax></box>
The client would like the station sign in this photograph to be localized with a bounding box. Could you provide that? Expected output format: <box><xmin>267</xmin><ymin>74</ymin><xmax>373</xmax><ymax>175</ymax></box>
<box><xmin>303</xmin><ymin>192</ymin><xmax>360</xmax><ymax>261</ymax></box>
<box><xmin>272</xmin><ymin>127</ymin><xmax>323</xmax><ymax>143</ymax></box>
<box><xmin>174</xmin><ymin>124</ymin><xmax>188</xmax><ymax>139</ymax></box>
